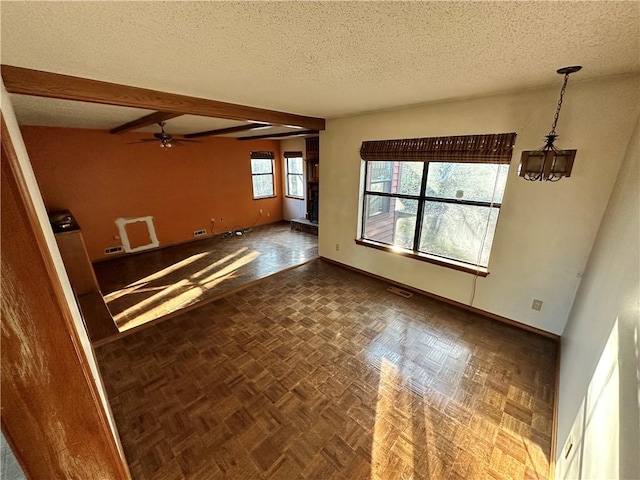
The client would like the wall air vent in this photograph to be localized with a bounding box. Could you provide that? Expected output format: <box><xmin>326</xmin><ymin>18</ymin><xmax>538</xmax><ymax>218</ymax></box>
<box><xmin>387</xmin><ymin>286</ymin><xmax>413</xmax><ymax>298</ymax></box>
<box><xmin>104</xmin><ymin>246</ymin><xmax>123</xmax><ymax>255</ymax></box>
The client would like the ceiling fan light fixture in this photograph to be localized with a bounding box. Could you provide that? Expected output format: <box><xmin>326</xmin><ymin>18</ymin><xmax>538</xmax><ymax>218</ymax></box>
<box><xmin>519</xmin><ymin>65</ymin><xmax>582</xmax><ymax>182</ymax></box>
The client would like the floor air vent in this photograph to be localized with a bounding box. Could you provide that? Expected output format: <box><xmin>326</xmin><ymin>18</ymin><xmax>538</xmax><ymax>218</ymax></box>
<box><xmin>387</xmin><ymin>286</ymin><xmax>413</xmax><ymax>298</ymax></box>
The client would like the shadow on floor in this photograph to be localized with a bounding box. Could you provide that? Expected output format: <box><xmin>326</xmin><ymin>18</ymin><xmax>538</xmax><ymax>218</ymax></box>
<box><xmin>93</xmin><ymin>222</ymin><xmax>318</xmax><ymax>332</ymax></box>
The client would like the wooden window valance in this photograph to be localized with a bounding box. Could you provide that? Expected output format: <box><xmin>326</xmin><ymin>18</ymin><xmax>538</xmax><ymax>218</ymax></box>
<box><xmin>250</xmin><ymin>151</ymin><xmax>275</xmax><ymax>160</ymax></box>
<box><xmin>284</xmin><ymin>151</ymin><xmax>303</xmax><ymax>158</ymax></box>
<box><xmin>360</xmin><ymin>132</ymin><xmax>517</xmax><ymax>163</ymax></box>
<box><xmin>306</xmin><ymin>137</ymin><xmax>319</xmax><ymax>161</ymax></box>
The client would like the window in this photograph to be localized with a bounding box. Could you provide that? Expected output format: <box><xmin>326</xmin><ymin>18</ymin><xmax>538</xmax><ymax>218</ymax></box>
<box><xmin>359</xmin><ymin>133</ymin><xmax>516</xmax><ymax>271</ymax></box>
<box><xmin>250</xmin><ymin>151</ymin><xmax>275</xmax><ymax>199</ymax></box>
<box><xmin>368</xmin><ymin>161</ymin><xmax>393</xmax><ymax>216</ymax></box>
<box><xmin>284</xmin><ymin>152</ymin><xmax>304</xmax><ymax>198</ymax></box>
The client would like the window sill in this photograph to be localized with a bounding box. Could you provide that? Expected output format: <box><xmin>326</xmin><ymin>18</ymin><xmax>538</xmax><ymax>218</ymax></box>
<box><xmin>354</xmin><ymin>238</ymin><xmax>489</xmax><ymax>277</ymax></box>
<box><xmin>253</xmin><ymin>195</ymin><xmax>277</xmax><ymax>200</ymax></box>
<box><xmin>285</xmin><ymin>195</ymin><xmax>304</xmax><ymax>200</ymax></box>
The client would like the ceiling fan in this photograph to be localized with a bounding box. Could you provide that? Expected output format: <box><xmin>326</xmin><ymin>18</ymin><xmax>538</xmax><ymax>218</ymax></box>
<box><xmin>132</xmin><ymin>122</ymin><xmax>200</xmax><ymax>148</ymax></box>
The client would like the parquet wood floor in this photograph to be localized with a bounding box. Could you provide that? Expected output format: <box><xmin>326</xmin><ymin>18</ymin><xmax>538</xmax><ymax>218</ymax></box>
<box><xmin>94</xmin><ymin>222</ymin><xmax>318</xmax><ymax>332</ymax></box>
<box><xmin>96</xmin><ymin>260</ymin><xmax>557</xmax><ymax>480</ymax></box>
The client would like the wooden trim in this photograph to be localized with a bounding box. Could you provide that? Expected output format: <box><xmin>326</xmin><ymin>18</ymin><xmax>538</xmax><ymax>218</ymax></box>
<box><xmin>355</xmin><ymin>237</ymin><xmax>490</xmax><ymax>277</ymax></box>
<box><xmin>1</xmin><ymin>113</ymin><xmax>130</xmax><ymax>478</ymax></box>
<box><xmin>54</xmin><ymin>229</ymin><xmax>101</xmax><ymax>295</ymax></box>
<box><xmin>110</xmin><ymin>111</ymin><xmax>182</xmax><ymax>134</ymax></box>
<box><xmin>238</xmin><ymin>130</ymin><xmax>319</xmax><ymax>141</ymax></box>
<box><xmin>250</xmin><ymin>150</ymin><xmax>276</xmax><ymax>160</ymax></box>
<box><xmin>184</xmin><ymin>123</ymin><xmax>269</xmax><ymax>138</ymax></box>
<box><xmin>320</xmin><ymin>256</ymin><xmax>560</xmax><ymax>340</ymax></box>
<box><xmin>1</xmin><ymin>65</ymin><xmax>325</xmax><ymax>131</ymax></box>
<box><xmin>283</xmin><ymin>150</ymin><xmax>304</xmax><ymax>158</ymax></box>
<box><xmin>550</xmin><ymin>339</ymin><xmax>562</xmax><ymax>479</ymax></box>
<box><xmin>360</xmin><ymin>132</ymin><xmax>517</xmax><ymax>163</ymax></box>
<box><xmin>306</xmin><ymin>136</ymin><xmax>320</xmax><ymax>161</ymax></box>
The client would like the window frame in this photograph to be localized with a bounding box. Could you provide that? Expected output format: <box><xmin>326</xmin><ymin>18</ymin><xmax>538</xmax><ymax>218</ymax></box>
<box><xmin>360</xmin><ymin>160</ymin><xmax>505</xmax><ymax>274</ymax></box>
<box><xmin>250</xmin><ymin>157</ymin><xmax>276</xmax><ymax>199</ymax></box>
<box><xmin>367</xmin><ymin>161</ymin><xmax>393</xmax><ymax>217</ymax></box>
<box><xmin>285</xmin><ymin>155</ymin><xmax>304</xmax><ymax>199</ymax></box>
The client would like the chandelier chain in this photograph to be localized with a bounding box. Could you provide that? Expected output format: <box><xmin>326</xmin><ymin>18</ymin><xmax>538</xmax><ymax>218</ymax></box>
<box><xmin>549</xmin><ymin>73</ymin><xmax>570</xmax><ymax>136</ymax></box>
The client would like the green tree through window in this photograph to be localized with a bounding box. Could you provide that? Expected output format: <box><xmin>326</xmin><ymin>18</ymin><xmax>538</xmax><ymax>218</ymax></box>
<box><xmin>361</xmin><ymin>161</ymin><xmax>508</xmax><ymax>267</ymax></box>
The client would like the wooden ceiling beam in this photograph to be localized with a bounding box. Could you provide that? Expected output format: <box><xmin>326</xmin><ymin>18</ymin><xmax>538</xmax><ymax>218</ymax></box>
<box><xmin>184</xmin><ymin>123</ymin><xmax>269</xmax><ymax>139</ymax></box>
<box><xmin>110</xmin><ymin>111</ymin><xmax>182</xmax><ymax>134</ymax></box>
<box><xmin>1</xmin><ymin>65</ymin><xmax>325</xmax><ymax>131</ymax></box>
<box><xmin>237</xmin><ymin>130</ymin><xmax>319</xmax><ymax>141</ymax></box>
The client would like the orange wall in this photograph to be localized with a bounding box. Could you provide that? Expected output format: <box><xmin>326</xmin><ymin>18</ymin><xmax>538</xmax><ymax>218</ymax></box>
<box><xmin>22</xmin><ymin>126</ymin><xmax>283</xmax><ymax>261</ymax></box>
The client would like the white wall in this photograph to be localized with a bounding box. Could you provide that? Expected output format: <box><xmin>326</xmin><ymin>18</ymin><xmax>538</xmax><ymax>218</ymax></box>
<box><xmin>319</xmin><ymin>73</ymin><xmax>639</xmax><ymax>334</ymax></box>
<box><xmin>280</xmin><ymin>137</ymin><xmax>306</xmax><ymax>220</ymax></box>
<box><xmin>556</xmin><ymin>118</ymin><xmax>639</xmax><ymax>479</ymax></box>
<box><xmin>0</xmin><ymin>83</ymin><xmax>124</xmax><ymax>459</ymax></box>
<box><xmin>1</xmin><ymin>433</ymin><xmax>26</xmax><ymax>480</ymax></box>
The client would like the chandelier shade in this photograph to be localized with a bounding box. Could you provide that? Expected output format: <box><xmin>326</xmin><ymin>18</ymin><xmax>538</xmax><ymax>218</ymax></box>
<box><xmin>519</xmin><ymin>66</ymin><xmax>581</xmax><ymax>182</ymax></box>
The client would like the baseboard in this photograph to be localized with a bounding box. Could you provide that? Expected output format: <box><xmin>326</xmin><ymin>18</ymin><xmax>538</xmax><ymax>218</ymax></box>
<box><xmin>319</xmin><ymin>256</ymin><xmax>560</xmax><ymax>341</ymax></box>
<box><xmin>92</xmin><ymin>219</ymin><xmax>288</xmax><ymax>264</ymax></box>
<box><xmin>550</xmin><ymin>340</ymin><xmax>562</xmax><ymax>480</ymax></box>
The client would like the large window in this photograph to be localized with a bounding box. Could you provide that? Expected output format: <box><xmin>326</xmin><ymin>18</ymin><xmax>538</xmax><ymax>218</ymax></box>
<box><xmin>359</xmin><ymin>133</ymin><xmax>516</xmax><ymax>271</ymax></box>
<box><xmin>284</xmin><ymin>152</ymin><xmax>304</xmax><ymax>198</ymax></box>
<box><xmin>250</xmin><ymin>151</ymin><xmax>275</xmax><ymax>199</ymax></box>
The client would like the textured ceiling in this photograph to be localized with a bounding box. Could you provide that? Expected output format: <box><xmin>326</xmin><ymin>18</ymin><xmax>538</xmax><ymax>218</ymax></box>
<box><xmin>1</xmin><ymin>1</ymin><xmax>639</xmax><ymax>129</ymax></box>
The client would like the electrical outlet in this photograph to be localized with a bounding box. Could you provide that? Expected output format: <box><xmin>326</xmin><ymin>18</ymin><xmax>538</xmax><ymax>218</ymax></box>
<box><xmin>336</xmin><ymin>243</ymin><xmax>340</xmax><ymax>251</ymax></box>
<box><xmin>193</xmin><ymin>229</ymin><xmax>206</xmax><ymax>237</ymax></box>
<box><xmin>531</xmin><ymin>299</ymin><xmax>543</xmax><ymax>311</ymax></box>
<box><xmin>259</xmin><ymin>209</ymin><xmax>263</xmax><ymax>215</ymax></box>
<box><xmin>113</xmin><ymin>234</ymin><xmax>120</xmax><ymax>240</ymax></box>
<box><xmin>267</xmin><ymin>212</ymin><xmax>270</xmax><ymax>217</ymax></box>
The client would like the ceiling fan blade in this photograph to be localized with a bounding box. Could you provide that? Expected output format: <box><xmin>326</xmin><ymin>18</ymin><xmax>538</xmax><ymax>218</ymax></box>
<box><xmin>128</xmin><ymin>138</ymin><xmax>160</xmax><ymax>144</ymax></box>
<box><xmin>129</xmin><ymin>121</ymin><xmax>200</xmax><ymax>146</ymax></box>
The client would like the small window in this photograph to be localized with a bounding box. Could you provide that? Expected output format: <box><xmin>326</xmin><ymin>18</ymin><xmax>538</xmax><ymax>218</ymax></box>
<box><xmin>250</xmin><ymin>152</ymin><xmax>275</xmax><ymax>199</ymax></box>
<box><xmin>284</xmin><ymin>153</ymin><xmax>304</xmax><ymax>199</ymax></box>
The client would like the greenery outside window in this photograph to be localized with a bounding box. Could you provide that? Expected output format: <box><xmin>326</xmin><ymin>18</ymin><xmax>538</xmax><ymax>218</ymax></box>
<box><xmin>250</xmin><ymin>151</ymin><xmax>275</xmax><ymax>199</ymax></box>
<box><xmin>284</xmin><ymin>151</ymin><xmax>304</xmax><ymax>199</ymax></box>
<box><xmin>359</xmin><ymin>133</ymin><xmax>516</xmax><ymax>272</ymax></box>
